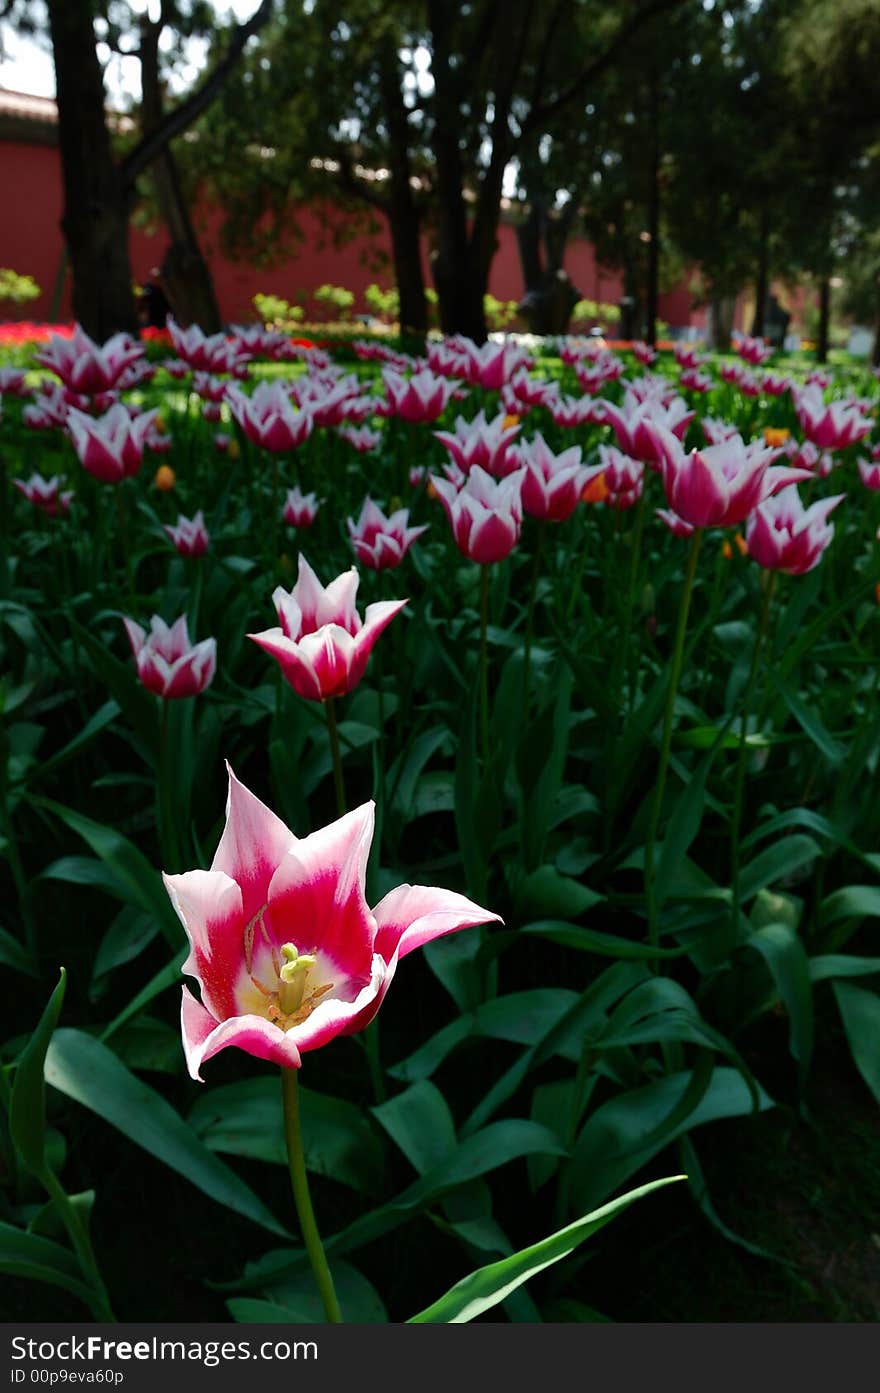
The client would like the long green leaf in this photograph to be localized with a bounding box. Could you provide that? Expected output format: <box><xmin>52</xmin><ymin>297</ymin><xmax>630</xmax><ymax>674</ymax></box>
<box><xmin>10</xmin><ymin>970</ymin><xmax>66</xmax><ymax>1176</ymax></box>
<box><xmin>0</xmin><ymin>1222</ymin><xmax>94</xmax><ymax>1307</ymax></box>
<box><xmin>45</xmin><ymin>1029</ymin><xmax>288</xmax><ymax>1235</ymax></box>
<box><xmin>407</xmin><ymin>1176</ymin><xmax>684</xmax><ymax>1322</ymax></box>
<box><xmin>833</xmin><ymin>982</ymin><xmax>880</xmax><ymax>1105</ymax></box>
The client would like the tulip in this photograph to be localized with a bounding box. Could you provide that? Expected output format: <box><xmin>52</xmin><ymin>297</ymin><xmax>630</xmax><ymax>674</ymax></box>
<box><xmin>594</xmin><ymin>445</ymin><xmax>645</xmax><ymax>510</ymax></box>
<box><xmin>0</xmin><ymin>368</ymin><xmax>28</xmax><ymax>395</ymax></box>
<box><xmin>702</xmin><ymin>417</ymin><xmax>742</xmax><ymax>446</ymax></box>
<box><xmin>192</xmin><ymin>373</ymin><xmax>228</xmax><ymax>404</ymax></box>
<box><xmin>13</xmin><ymin>473</ymin><xmax>73</xmax><ymax>517</ymax></box>
<box><xmin>679</xmin><ymin>367</ymin><xmax>713</xmax><ymax>394</ymax></box>
<box><xmin>601</xmin><ymin>390</ymin><xmax>694</xmax><ymax>468</ymax></box>
<box><xmin>338</xmin><ymin>425</ymin><xmax>382</xmax><ymax>454</ymax></box>
<box><xmin>378</xmin><ymin>367</ymin><xmax>460</xmax><ymax>424</ymax></box>
<box><xmin>36</xmin><ymin>324</ymin><xmax>144</xmax><ymax>395</ymax></box>
<box><xmin>858</xmin><ymin>458</ymin><xmax>880</xmax><ymax>490</ymax></box>
<box><xmin>346</xmin><ymin>497</ymin><xmax>428</xmax><ymax>570</ymax></box>
<box><xmin>154</xmin><ymin>465</ymin><xmax>176</xmax><ymax>491</ymax></box>
<box><xmin>248</xmin><ymin>555</ymin><xmax>406</xmax><ymax>702</ymax></box>
<box><xmin>658</xmin><ymin>433</ymin><xmax>813</xmax><ymax>529</ymax></box>
<box><xmin>165</xmin><ymin>766</ymin><xmax>500</xmax><ymax>1078</ymax></box>
<box><xmin>793</xmin><ymin>385</ymin><xmax>871</xmax><ymax>451</ymax></box>
<box><xmin>293</xmin><ymin>373</ymin><xmax>373</xmax><ymax>428</ymax></box>
<box><xmin>507</xmin><ymin>371</ymin><xmax>559</xmax><ymax>410</ymax></box>
<box><xmin>633</xmin><ymin>341</ymin><xmax>657</xmax><ymax>366</ymax></box>
<box><xmin>782</xmin><ymin>437</ymin><xmax>834</xmax><ymax>479</ymax></box>
<box><xmin>434</xmin><ymin>409</ymin><xmax>521</xmax><ymax>478</ymax></box>
<box><xmin>732</xmin><ymin>331</ymin><xmax>772</xmax><ymax>366</ymax></box>
<box><xmin>430</xmin><ymin>464</ymin><xmax>525</xmax><ymax>564</ymax></box>
<box><xmin>510</xmin><ymin>433</ymin><xmax>592</xmax><ymax>522</ymax></box>
<box><xmin>164</xmin><ymin>511</ymin><xmax>209</xmax><ymax>557</ymax></box>
<box><xmin>759</xmin><ymin>372</ymin><xmax>792</xmax><ymax>397</ymax></box>
<box><xmin>226</xmin><ymin>381</ymin><xmax>313</xmax><ymax>452</ymax></box>
<box><xmin>454</xmin><ymin>339</ymin><xmax>532</xmax><ymax>390</ymax></box>
<box><xmin>656</xmin><ymin>508</ymin><xmax>696</xmax><ymax>538</ymax></box>
<box><xmin>548</xmin><ymin>394</ymin><xmax>605</xmax><ymax>428</ymax></box>
<box><xmin>123</xmin><ymin>615</ymin><xmax>216</xmax><ymax>698</ymax></box>
<box><xmin>673</xmin><ymin>342</ymin><xmax>706</xmax><ymax>369</ymax></box>
<box><xmin>67</xmin><ymin>403</ymin><xmax>159</xmax><ymax>483</ymax></box>
<box><xmin>167</xmin><ymin>318</ymin><xmax>251</xmax><ymax>376</ymax></box>
<box><xmin>745</xmin><ymin>486</ymin><xmax>844</xmax><ymax>575</ymax></box>
<box><xmin>282</xmin><ymin>486</ymin><xmax>322</xmax><ymax>528</ymax></box>
<box><xmin>23</xmin><ymin>384</ymin><xmax>72</xmax><ymax>430</ymax></box>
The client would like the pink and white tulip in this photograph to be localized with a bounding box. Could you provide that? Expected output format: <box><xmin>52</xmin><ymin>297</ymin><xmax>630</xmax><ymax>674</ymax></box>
<box><xmin>13</xmin><ymin>473</ymin><xmax>73</xmax><ymax>517</ymax></box>
<box><xmin>379</xmin><ymin>367</ymin><xmax>460</xmax><ymax>424</ymax></box>
<box><xmin>794</xmin><ymin>385</ymin><xmax>872</xmax><ymax>451</ymax></box>
<box><xmin>164</xmin><ymin>511</ymin><xmax>210</xmax><ymax>558</ymax></box>
<box><xmin>36</xmin><ymin>325</ymin><xmax>144</xmax><ymax>395</ymax></box>
<box><xmin>745</xmin><ymin>486</ymin><xmax>844</xmax><ymax>574</ymax></box>
<box><xmin>282</xmin><ymin>486</ymin><xmax>321</xmax><ymax>528</ymax></box>
<box><xmin>346</xmin><ymin>498</ymin><xmax>428</xmax><ymax>570</ymax></box>
<box><xmin>67</xmin><ymin>403</ymin><xmax>159</xmax><ymax>483</ymax></box>
<box><xmin>510</xmin><ymin>433</ymin><xmax>591</xmax><ymax>522</ymax></box>
<box><xmin>123</xmin><ymin>615</ymin><xmax>216</xmax><ymax>698</ymax></box>
<box><xmin>430</xmin><ymin>464</ymin><xmax>525</xmax><ymax>564</ymax></box>
<box><xmin>658</xmin><ymin>433</ymin><xmax>812</xmax><ymax>529</ymax></box>
<box><xmin>226</xmin><ymin>382</ymin><xmax>313</xmax><ymax>453</ymax></box>
<box><xmin>249</xmin><ymin>556</ymin><xmax>406</xmax><ymax>702</ymax></box>
<box><xmin>165</xmin><ymin>767</ymin><xmax>500</xmax><ymax>1078</ymax></box>
<box><xmin>434</xmin><ymin>409</ymin><xmax>521</xmax><ymax>478</ymax></box>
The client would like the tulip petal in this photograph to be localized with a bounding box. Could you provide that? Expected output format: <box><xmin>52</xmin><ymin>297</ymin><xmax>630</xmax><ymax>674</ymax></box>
<box><xmin>181</xmin><ymin>986</ymin><xmax>301</xmax><ymax>1080</ymax></box>
<box><xmin>372</xmin><ymin>882</ymin><xmax>503</xmax><ymax>961</ymax></box>
<box><xmin>211</xmin><ymin>766</ymin><xmax>296</xmax><ymax>921</ymax></box>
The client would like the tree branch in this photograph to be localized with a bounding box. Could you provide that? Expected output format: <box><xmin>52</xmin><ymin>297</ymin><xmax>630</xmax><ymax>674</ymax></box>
<box><xmin>119</xmin><ymin>0</ymin><xmax>273</xmax><ymax>190</ymax></box>
<box><xmin>521</xmin><ymin>0</ymin><xmax>689</xmax><ymax>137</ymax></box>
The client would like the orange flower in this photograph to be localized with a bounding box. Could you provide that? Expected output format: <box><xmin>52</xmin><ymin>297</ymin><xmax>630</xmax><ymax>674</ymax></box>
<box><xmin>502</xmin><ymin>413</ymin><xmax>520</xmax><ymax>430</ymax></box>
<box><xmin>763</xmin><ymin>427</ymin><xmax>790</xmax><ymax>447</ymax></box>
<box><xmin>154</xmin><ymin>464</ymin><xmax>176</xmax><ymax>491</ymax></box>
<box><xmin>581</xmin><ymin>472</ymin><xmax>608</xmax><ymax>504</ymax></box>
<box><xmin>722</xmin><ymin>531</ymin><xmax>748</xmax><ymax>560</ymax></box>
<box><xmin>876</xmin><ymin>582</ymin><xmax>880</xmax><ymax>606</ymax></box>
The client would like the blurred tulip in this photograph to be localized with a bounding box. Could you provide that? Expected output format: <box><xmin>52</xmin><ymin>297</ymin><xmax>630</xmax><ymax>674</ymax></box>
<box><xmin>67</xmin><ymin>403</ymin><xmax>159</xmax><ymax>483</ymax></box>
<box><xmin>658</xmin><ymin>433</ymin><xmax>812</xmax><ymax>528</ymax></box>
<box><xmin>226</xmin><ymin>381</ymin><xmax>313</xmax><ymax>452</ymax></box>
<box><xmin>745</xmin><ymin>486</ymin><xmax>844</xmax><ymax>574</ymax></box>
<box><xmin>346</xmin><ymin>497</ymin><xmax>428</xmax><ymax>569</ymax></box>
<box><xmin>434</xmin><ymin>409</ymin><xmax>521</xmax><ymax>478</ymax></box>
<box><xmin>281</xmin><ymin>486</ymin><xmax>321</xmax><ymax>528</ymax></box>
<box><xmin>510</xmin><ymin>433</ymin><xmax>591</xmax><ymax>522</ymax></box>
<box><xmin>13</xmin><ymin>473</ymin><xmax>73</xmax><ymax>517</ymax></box>
<box><xmin>164</xmin><ymin>511</ymin><xmax>209</xmax><ymax>557</ymax></box>
<box><xmin>379</xmin><ymin>367</ymin><xmax>460</xmax><ymax>424</ymax></box>
<box><xmin>123</xmin><ymin>615</ymin><xmax>216</xmax><ymax>698</ymax></box>
<box><xmin>36</xmin><ymin>324</ymin><xmax>144</xmax><ymax>395</ymax></box>
<box><xmin>430</xmin><ymin>464</ymin><xmax>525</xmax><ymax>563</ymax></box>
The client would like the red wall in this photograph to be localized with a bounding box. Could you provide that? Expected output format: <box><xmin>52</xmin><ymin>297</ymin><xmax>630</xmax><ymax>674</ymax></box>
<box><xmin>1</xmin><ymin>135</ymin><xmax>698</xmax><ymax>331</ymax></box>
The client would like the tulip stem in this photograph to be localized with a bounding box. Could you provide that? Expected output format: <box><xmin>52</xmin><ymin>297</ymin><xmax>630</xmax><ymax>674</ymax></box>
<box><xmin>479</xmin><ymin>563</ymin><xmax>491</xmax><ymax>764</ymax></box>
<box><xmin>611</xmin><ymin>485</ymin><xmax>648</xmax><ymax>723</ymax></box>
<box><xmin>729</xmin><ymin>571</ymin><xmax>777</xmax><ymax>944</ymax></box>
<box><xmin>522</xmin><ymin>520</ymin><xmax>546</xmax><ymax>717</ymax></box>
<box><xmin>280</xmin><ymin>1067</ymin><xmax>342</xmax><ymax>1323</ymax></box>
<box><xmin>644</xmin><ymin>529</ymin><xmax>702</xmax><ymax>954</ymax></box>
<box><xmin>324</xmin><ymin>697</ymin><xmax>347</xmax><ymax>817</ymax></box>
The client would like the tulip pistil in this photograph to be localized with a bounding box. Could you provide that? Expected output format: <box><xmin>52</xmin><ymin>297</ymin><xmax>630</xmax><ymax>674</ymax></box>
<box><xmin>246</xmin><ymin>937</ymin><xmax>335</xmax><ymax>1032</ymax></box>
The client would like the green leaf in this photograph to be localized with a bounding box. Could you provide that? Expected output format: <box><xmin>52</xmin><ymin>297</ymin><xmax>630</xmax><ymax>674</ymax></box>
<box><xmin>655</xmin><ymin>745</ymin><xmax>718</xmax><ymax>911</ymax></box>
<box><xmin>372</xmin><ymin>1080</ymin><xmax>457</xmax><ymax>1175</ymax></box>
<box><xmin>0</xmin><ymin>1222</ymin><xmax>94</xmax><ymax>1307</ymax></box>
<box><xmin>738</xmin><ymin>835</ymin><xmax>821</xmax><ymax>902</ymax></box>
<box><xmin>389</xmin><ymin>988</ymin><xmax>581</xmax><ymax>1082</ymax></box>
<box><xmin>0</xmin><ymin>924</ymin><xmax>38</xmax><ymax>977</ymax></box>
<box><xmin>25</xmin><ymin>700</ymin><xmax>120</xmax><ymax>784</ymax></box>
<box><xmin>228</xmin><ymin>1258</ymin><xmax>387</xmax><ymax>1323</ymax></box>
<box><xmin>819</xmin><ymin>885</ymin><xmax>880</xmax><ymax>931</ymax></box>
<box><xmin>100</xmin><ymin>950</ymin><xmax>186</xmax><ymax>1042</ymax></box>
<box><xmin>34</xmin><ymin>798</ymin><xmax>181</xmax><ymax>947</ymax></box>
<box><xmin>10</xmin><ymin>969</ymin><xmax>66</xmax><ymax>1176</ymax></box>
<box><xmin>745</xmin><ymin>923</ymin><xmax>813</xmax><ymax>1091</ymax></box>
<box><xmin>514</xmin><ymin>865</ymin><xmax>602</xmax><ymax>920</ymax></box>
<box><xmin>188</xmin><ymin>1078</ymin><xmax>384</xmax><ymax>1194</ymax></box>
<box><xmin>570</xmin><ymin>1068</ymin><xmax>773</xmax><ymax>1213</ymax></box>
<box><xmin>833</xmin><ymin>982</ymin><xmax>880</xmax><ymax>1105</ymax></box>
<box><xmin>45</xmin><ymin>1029</ymin><xmax>288</xmax><ymax>1235</ymax></box>
<box><xmin>518</xmin><ymin>919</ymin><xmax>686</xmax><ymax>960</ymax></box>
<box><xmin>809</xmin><ymin>954</ymin><xmax>880</xmax><ymax>983</ymax></box>
<box><xmin>769</xmin><ymin>670</ymin><xmax>846</xmax><ymax>766</ymax></box>
<box><xmin>407</xmin><ymin>1176</ymin><xmax>683</xmax><ymax>1322</ymax></box>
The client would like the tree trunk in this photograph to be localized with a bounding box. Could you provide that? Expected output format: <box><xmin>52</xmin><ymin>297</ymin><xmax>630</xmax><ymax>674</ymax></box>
<box><xmin>751</xmin><ymin>206</ymin><xmax>770</xmax><ymax>337</ymax></box>
<box><xmin>515</xmin><ymin>196</ymin><xmax>580</xmax><ymax>335</ymax></box>
<box><xmin>816</xmin><ymin>273</ymin><xmax>831</xmax><ymax>363</ymax></box>
<box><xmin>140</xmin><ymin>18</ymin><xmax>222</xmax><ymax>332</ymax></box>
<box><xmin>379</xmin><ymin>41</ymin><xmax>427</xmax><ymax>344</ymax></box>
<box><xmin>708</xmin><ymin>294</ymin><xmax>735</xmax><ymax>351</ymax></box>
<box><xmin>47</xmin><ymin>0</ymin><xmax>137</xmax><ymax>338</ymax></box>
<box><xmin>645</xmin><ymin>70</ymin><xmax>660</xmax><ymax>347</ymax></box>
<box><xmin>428</xmin><ymin>0</ymin><xmax>488</xmax><ymax>340</ymax></box>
